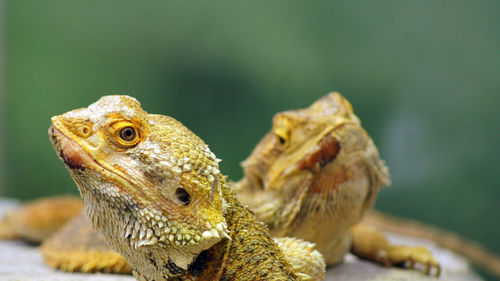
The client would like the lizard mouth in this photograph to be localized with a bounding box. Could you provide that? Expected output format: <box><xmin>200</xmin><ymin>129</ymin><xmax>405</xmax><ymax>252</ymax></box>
<box><xmin>49</xmin><ymin>124</ymin><xmax>136</xmax><ymax>192</ymax></box>
<box><xmin>49</xmin><ymin>121</ymin><xmax>158</xmax><ymax>208</ymax></box>
<box><xmin>49</xmin><ymin>125</ymin><xmax>90</xmax><ymax>170</ymax></box>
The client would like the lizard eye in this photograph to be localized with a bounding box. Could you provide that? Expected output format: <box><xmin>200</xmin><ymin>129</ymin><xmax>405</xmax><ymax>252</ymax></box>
<box><xmin>272</xmin><ymin>114</ymin><xmax>293</xmax><ymax>149</ymax></box>
<box><xmin>175</xmin><ymin>188</ymin><xmax>191</xmax><ymax>205</ymax></box>
<box><xmin>275</xmin><ymin>134</ymin><xmax>287</xmax><ymax>146</ymax></box>
<box><xmin>120</xmin><ymin>126</ymin><xmax>137</xmax><ymax>141</ymax></box>
<box><xmin>274</xmin><ymin>127</ymin><xmax>290</xmax><ymax>148</ymax></box>
<box><xmin>106</xmin><ymin>121</ymin><xmax>142</xmax><ymax>149</ymax></box>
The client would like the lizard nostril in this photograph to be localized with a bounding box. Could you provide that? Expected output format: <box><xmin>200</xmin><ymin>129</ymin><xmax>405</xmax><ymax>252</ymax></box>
<box><xmin>175</xmin><ymin>188</ymin><xmax>191</xmax><ymax>205</ymax></box>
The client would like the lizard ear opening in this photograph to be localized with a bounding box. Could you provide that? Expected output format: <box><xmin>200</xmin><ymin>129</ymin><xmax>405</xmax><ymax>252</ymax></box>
<box><xmin>175</xmin><ymin>188</ymin><xmax>191</xmax><ymax>205</ymax></box>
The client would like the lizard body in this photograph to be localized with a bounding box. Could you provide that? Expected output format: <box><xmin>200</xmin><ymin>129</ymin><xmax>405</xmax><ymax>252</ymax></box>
<box><xmin>0</xmin><ymin>196</ymin><xmax>82</xmax><ymax>243</ymax></box>
<box><xmin>234</xmin><ymin>93</ymin><xmax>439</xmax><ymax>275</ymax></box>
<box><xmin>48</xmin><ymin>95</ymin><xmax>324</xmax><ymax>281</ymax></box>
<box><xmin>41</xmin><ymin>210</ymin><xmax>132</xmax><ymax>273</ymax></box>
<box><xmin>235</xmin><ymin>93</ymin><xmax>390</xmax><ymax>264</ymax></box>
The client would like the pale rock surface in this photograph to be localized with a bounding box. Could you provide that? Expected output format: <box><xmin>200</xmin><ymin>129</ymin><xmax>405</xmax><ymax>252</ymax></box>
<box><xmin>0</xmin><ymin>199</ymin><xmax>483</xmax><ymax>281</ymax></box>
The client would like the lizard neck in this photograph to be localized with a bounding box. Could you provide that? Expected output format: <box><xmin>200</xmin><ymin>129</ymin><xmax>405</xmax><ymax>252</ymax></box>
<box><xmin>139</xmin><ymin>184</ymin><xmax>300</xmax><ymax>281</ymax></box>
<box><xmin>75</xmin><ymin>180</ymin><xmax>213</xmax><ymax>281</ymax></box>
<box><xmin>208</xmin><ymin>184</ymin><xmax>300</xmax><ymax>281</ymax></box>
<box><xmin>75</xmin><ymin>171</ymin><xmax>299</xmax><ymax>281</ymax></box>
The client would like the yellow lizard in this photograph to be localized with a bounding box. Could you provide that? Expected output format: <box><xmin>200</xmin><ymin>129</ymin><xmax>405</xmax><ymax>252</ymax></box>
<box><xmin>234</xmin><ymin>93</ymin><xmax>439</xmax><ymax>275</ymax></box>
<box><xmin>48</xmin><ymin>95</ymin><xmax>325</xmax><ymax>281</ymax></box>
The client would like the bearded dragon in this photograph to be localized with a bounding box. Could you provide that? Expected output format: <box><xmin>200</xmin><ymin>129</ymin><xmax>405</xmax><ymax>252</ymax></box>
<box><xmin>48</xmin><ymin>95</ymin><xmax>325</xmax><ymax>281</ymax></box>
<box><xmin>234</xmin><ymin>93</ymin><xmax>440</xmax><ymax>276</ymax></box>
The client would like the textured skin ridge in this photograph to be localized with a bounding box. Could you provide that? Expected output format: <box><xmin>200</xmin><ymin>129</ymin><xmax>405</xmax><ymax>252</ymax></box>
<box><xmin>216</xmin><ymin>183</ymin><xmax>301</xmax><ymax>281</ymax></box>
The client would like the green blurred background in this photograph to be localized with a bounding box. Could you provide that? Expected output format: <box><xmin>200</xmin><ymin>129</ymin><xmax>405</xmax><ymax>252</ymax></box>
<box><xmin>1</xmin><ymin>1</ymin><xmax>499</xmax><ymax>279</ymax></box>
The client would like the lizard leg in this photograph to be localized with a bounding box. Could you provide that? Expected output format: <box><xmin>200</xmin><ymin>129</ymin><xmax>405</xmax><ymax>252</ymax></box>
<box><xmin>350</xmin><ymin>223</ymin><xmax>440</xmax><ymax>276</ymax></box>
<box><xmin>0</xmin><ymin>196</ymin><xmax>83</xmax><ymax>242</ymax></box>
<box><xmin>41</xmin><ymin>211</ymin><xmax>132</xmax><ymax>274</ymax></box>
<box><xmin>274</xmin><ymin>237</ymin><xmax>326</xmax><ymax>281</ymax></box>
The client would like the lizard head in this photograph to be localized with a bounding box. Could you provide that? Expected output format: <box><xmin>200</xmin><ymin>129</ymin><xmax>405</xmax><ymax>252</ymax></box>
<box><xmin>239</xmin><ymin>92</ymin><xmax>390</xmax><ymax>231</ymax></box>
<box><xmin>49</xmin><ymin>95</ymin><xmax>229</xmax><ymax>277</ymax></box>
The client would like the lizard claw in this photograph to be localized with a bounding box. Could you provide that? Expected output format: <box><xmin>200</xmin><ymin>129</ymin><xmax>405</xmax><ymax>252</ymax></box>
<box><xmin>388</xmin><ymin>245</ymin><xmax>441</xmax><ymax>277</ymax></box>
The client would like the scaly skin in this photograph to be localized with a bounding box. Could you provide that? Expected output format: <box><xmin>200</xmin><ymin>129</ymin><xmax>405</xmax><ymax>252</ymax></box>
<box><xmin>48</xmin><ymin>95</ymin><xmax>324</xmax><ymax>281</ymax></box>
<box><xmin>234</xmin><ymin>92</ymin><xmax>440</xmax><ymax>275</ymax></box>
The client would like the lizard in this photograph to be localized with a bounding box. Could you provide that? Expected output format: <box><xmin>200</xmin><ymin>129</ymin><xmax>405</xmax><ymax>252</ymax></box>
<box><xmin>47</xmin><ymin>95</ymin><xmax>326</xmax><ymax>281</ymax></box>
<box><xmin>233</xmin><ymin>92</ymin><xmax>439</xmax><ymax>275</ymax></box>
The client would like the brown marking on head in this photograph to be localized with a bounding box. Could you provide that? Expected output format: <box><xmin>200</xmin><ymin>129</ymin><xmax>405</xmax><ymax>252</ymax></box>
<box><xmin>298</xmin><ymin>134</ymin><xmax>341</xmax><ymax>171</ymax></box>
